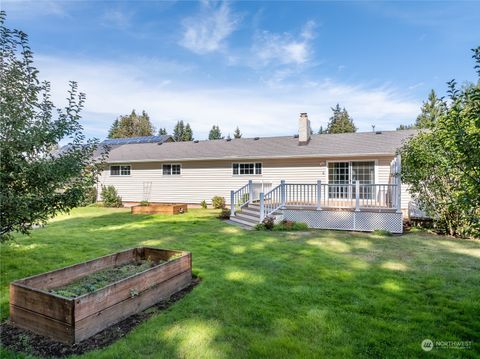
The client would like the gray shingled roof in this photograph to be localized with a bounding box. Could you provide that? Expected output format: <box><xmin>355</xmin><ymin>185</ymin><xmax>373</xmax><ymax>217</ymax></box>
<box><xmin>101</xmin><ymin>130</ymin><xmax>418</xmax><ymax>163</ymax></box>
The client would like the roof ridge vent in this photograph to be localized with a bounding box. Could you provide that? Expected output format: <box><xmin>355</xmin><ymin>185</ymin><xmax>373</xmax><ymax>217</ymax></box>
<box><xmin>254</xmin><ymin>137</ymin><xmax>260</xmax><ymax>140</ymax></box>
<box><xmin>293</xmin><ymin>134</ymin><xmax>299</xmax><ymax>138</ymax></box>
<box><xmin>194</xmin><ymin>140</ymin><xmax>199</xmax><ymax>143</ymax></box>
<box><xmin>375</xmin><ymin>131</ymin><xmax>382</xmax><ymax>135</ymax></box>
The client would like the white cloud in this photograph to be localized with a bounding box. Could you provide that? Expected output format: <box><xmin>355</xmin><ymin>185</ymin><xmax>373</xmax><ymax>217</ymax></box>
<box><xmin>35</xmin><ymin>55</ymin><xmax>420</xmax><ymax>141</ymax></box>
<box><xmin>101</xmin><ymin>9</ymin><xmax>133</xmax><ymax>29</ymax></box>
<box><xmin>252</xmin><ymin>20</ymin><xmax>316</xmax><ymax>67</ymax></box>
<box><xmin>179</xmin><ymin>1</ymin><xmax>241</xmax><ymax>54</ymax></box>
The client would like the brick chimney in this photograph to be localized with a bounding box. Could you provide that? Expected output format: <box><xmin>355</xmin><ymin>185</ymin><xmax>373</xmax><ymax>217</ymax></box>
<box><xmin>298</xmin><ymin>112</ymin><xmax>311</xmax><ymax>145</ymax></box>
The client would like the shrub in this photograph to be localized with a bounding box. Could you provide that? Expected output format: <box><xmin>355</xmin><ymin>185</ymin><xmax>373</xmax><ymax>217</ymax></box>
<box><xmin>218</xmin><ymin>207</ymin><xmax>231</xmax><ymax>220</ymax></box>
<box><xmin>82</xmin><ymin>187</ymin><xmax>98</xmax><ymax>206</ymax></box>
<box><xmin>101</xmin><ymin>185</ymin><xmax>123</xmax><ymax>207</ymax></box>
<box><xmin>211</xmin><ymin>196</ymin><xmax>226</xmax><ymax>209</ymax></box>
<box><xmin>200</xmin><ymin>200</ymin><xmax>208</xmax><ymax>209</ymax></box>
<box><xmin>256</xmin><ymin>219</ymin><xmax>309</xmax><ymax>231</ymax></box>
<box><xmin>139</xmin><ymin>200</ymin><xmax>150</xmax><ymax>206</ymax></box>
<box><xmin>262</xmin><ymin>216</ymin><xmax>275</xmax><ymax>230</ymax></box>
<box><xmin>273</xmin><ymin>220</ymin><xmax>309</xmax><ymax>231</ymax></box>
<box><xmin>372</xmin><ymin>229</ymin><xmax>393</xmax><ymax>237</ymax></box>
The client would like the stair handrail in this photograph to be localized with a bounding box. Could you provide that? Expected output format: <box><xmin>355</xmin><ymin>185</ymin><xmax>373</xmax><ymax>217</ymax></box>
<box><xmin>230</xmin><ymin>180</ymin><xmax>253</xmax><ymax>216</ymax></box>
<box><xmin>259</xmin><ymin>181</ymin><xmax>284</xmax><ymax>221</ymax></box>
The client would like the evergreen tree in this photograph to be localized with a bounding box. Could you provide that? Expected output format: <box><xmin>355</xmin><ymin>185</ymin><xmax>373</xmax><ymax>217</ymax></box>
<box><xmin>208</xmin><ymin>125</ymin><xmax>223</xmax><ymax>140</ymax></box>
<box><xmin>182</xmin><ymin>123</ymin><xmax>193</xmax><ymax>141</ymax></box>
<box><xmin>318</xmin><ymin>126</ymin><xmax>325</xmax><ymax>134</ymax></box>
<box><xmin>158</xmin><ymin>128</ymin><xmax>167</xmax><ymax>135</ymax></box>
<box><xmin>415</xmin><ymin>89</ymin><xmax>444</xmax><ymax>129</ymax></box>
<box><xmin>108</xmin><ymin>110</ymin><xmax>155</xmax><ymax>138</ymax></box>
<box><xmin>233</xmin><ymin>126</ymin><xmax>242</xmax><ymax>138</ymax></box>
<box><xmin>397</xmin><ymin>124</ymin><xmax>415</xmax><ymax>130</ymax></box>
<box><xmin>326</xmin><ymin>104</ymin><xmax>357</xmax><ymax>134</ymax></box>
<box><xmin>173</xmin><ymin>120</ymin><xmax>185</xmax><ymax>142</ymax></box>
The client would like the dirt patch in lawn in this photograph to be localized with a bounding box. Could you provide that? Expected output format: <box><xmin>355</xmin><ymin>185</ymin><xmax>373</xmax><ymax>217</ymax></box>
<box><xmin>0</xmin><ymin>276</ymin><xmax>200</xmax><ymax>358</ymax></box>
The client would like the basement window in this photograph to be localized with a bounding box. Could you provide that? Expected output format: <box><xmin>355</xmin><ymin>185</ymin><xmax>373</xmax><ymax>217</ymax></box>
<box><xmin>163</xmin><ymin>164</ymin><xmax>181</xmax><ymax>175</ymax></box>
<box><xmin>233</xmin><ymin>162</ymin><xmax>262</xmax><ymax>175</ymax></box>
<box><xmin>110</xmin><ymin>165</ymin><xmax>131</xmax><ymax>176</ymax></box>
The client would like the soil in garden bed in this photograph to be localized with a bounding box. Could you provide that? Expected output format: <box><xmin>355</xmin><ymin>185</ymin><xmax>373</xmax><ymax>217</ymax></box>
<box><xmin>49</xmin><ymin>259</ymin><xmax>163</xmax><ymax>298</ymax></box>
<box><xmin>1</xmin><ymin>276</ymin><xmax>200</xmax><ymax>358</ymax></box>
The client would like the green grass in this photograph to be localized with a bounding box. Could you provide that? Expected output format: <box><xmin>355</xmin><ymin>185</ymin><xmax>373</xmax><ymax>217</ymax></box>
<box><xmin>1</xmin><ymin>207</ymin><xmax>479</xmax><ymax>358</ymax></box>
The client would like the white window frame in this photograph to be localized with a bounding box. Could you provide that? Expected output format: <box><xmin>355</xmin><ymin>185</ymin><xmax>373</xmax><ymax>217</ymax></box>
<box><xmin>110</xmin><ymin>164</ymin><xmax>131</xmax><ymax>176</ymax></box>
<box><xmin>232</xmin><ymin>162</ymin><xmax>263</xmax><ymax>176</ymax></box>
<box><xmin>325</xmin><ymin>160</ymin><xmax>377</xmax><ymax>184</ymax></box>
<box><xmin>326</xmin><ymin>160</ymin><xmax>377</xmax><ymax>200</ymax></box>
<box><xmin>162</xmin><ymin>163</ymin><xmax>182</xmax><ymax>176</ymax></box>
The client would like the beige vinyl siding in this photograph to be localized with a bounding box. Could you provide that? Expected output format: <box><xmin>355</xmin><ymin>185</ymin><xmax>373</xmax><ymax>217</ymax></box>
<box><xmin>98</xmin><ymin>156</ymin><xmax>410</xmax><ymax>209</ymax></box>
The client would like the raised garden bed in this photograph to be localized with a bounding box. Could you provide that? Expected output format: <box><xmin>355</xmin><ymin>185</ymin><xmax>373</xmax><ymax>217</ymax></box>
<box><xmin>9</xmin><ymin>247</ymin><xmax>192</xmax><ymax>344</ymax></box>
<box><xmin>131</xmin><ymin>203</ymin><xmax>188</xmax><ymax>215</ymax></box>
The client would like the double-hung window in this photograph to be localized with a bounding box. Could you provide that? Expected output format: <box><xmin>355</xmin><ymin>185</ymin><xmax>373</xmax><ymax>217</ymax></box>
<box><xmin>163</xmin><ymin>164</ymin><xmax>181</xmax><ymax>175</ymax></box>
<box><xmin>328</xmin><ymin>161</ymin><xmax>375</xmax><ymax>199</ymax></box>
<box><xmin>110</xmin><ymin>165</ymin><xmax>131</xmax><ymax>176</ymax></box>
<box><xmin>232</xmin><ymin>162</ymin><xmax>262</xmax><ymax>175</ymax></box>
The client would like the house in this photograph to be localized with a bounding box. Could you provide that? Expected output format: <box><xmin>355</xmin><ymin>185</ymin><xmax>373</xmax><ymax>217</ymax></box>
<box><xmin>97</xmin><ymin>114</ymin><xmax>417</xmax><ymax>233</ymax></box>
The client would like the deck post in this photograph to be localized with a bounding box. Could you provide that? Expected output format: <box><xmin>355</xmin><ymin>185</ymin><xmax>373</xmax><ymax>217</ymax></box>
<box><xmin>355</xmin><ymin>180</ymin><xmax>360</xmax><ymax>212</ymax></box>
<box><xmin>248</xmin><ymin>180</ymin><xmax>253</xmax><ymax>204</ymax></box>
<box><xmin>396</xmin><ymin>154</ymin><xmax>402</xmax><ymax>213</ymax></box>
<box><xmin>280</xmin><ymin>180</ymin><xmax>286</xmax><ymax>208</ymax></box>
<box><xmin>230</xmin><ymin>190</ymin><xmax>235</xmax><ymax>217</ymax></box>
<box><xmin>259</xmin><ymin>192</ymin><xmax>265</xmax><ymax>222</ymax></box>
<box><xmin>316</xmin><ymin>180</ymin><xmax>322</xmax><ymax>210</ymax></box>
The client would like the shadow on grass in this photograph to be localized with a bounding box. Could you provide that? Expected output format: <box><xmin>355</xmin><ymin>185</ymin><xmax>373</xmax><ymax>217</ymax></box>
<box><xmin>1</xmin><ymin>208</ymin><xmax>479</xmax><ymax>358</ymax></box>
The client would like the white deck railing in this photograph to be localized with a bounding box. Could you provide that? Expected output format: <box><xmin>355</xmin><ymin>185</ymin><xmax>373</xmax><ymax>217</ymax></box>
<box><xmin>259</xmin><ymin>180</ymin><xmax>401</xmax><ymax>221</ymax></box>
<box><xmin>231</xmin><ymin>178</ymin><xmax>401</xmax><ymax>222</ymax></box>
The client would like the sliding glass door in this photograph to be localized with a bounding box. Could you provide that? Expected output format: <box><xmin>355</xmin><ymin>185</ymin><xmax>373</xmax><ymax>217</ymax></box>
<box><xmin>328</xmin><ymin>161</ymin><xmax>375</xmax><ymax>199</ymax></box>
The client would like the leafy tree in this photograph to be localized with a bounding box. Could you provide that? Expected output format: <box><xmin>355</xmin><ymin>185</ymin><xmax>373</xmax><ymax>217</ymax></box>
<box><xmin>400</xmin><ymin>47</ymin><xmax>480</xmax><ymax>238</ymax></box>
<box><xmin>0</xmin><ymin>12</ymin><xmax>107</xmax><ymax>241</ymax></box>
<box><xmin>209</xmin><ymin>125</ymin><xmax>223</xmax><ymax>140</ymax></box>
<box><xmin>183</xmin><ymin>123</ymin><xmax>193</xmax><ymax>141</ymax></box>
<box><xmin>173</xmin><ymin>120</ymin><xmax>185</xmax><ymax>141</ymax></box>
<box><xmin>233</xmin><ymin>126</ymin><xmax>242</xmax><ymax>138</ymax></box>
<box><xmin>108</xmin><ymin>110</ymin><xmax>155</xmax><ymax>138</ymax></box>
<box><xmin>415</xmin><ymin>89</ymin><xmax>444</xmax><ymax>129</ymax></box>
<box><xmin>158</xmin><ymin>128</ymin><xmax>167</xmax><ymax>135</ymax></box>
<box><xmin>326</xmin><ymin>104</ymin><xmax>357</xmax><ymax>134</ymax></box>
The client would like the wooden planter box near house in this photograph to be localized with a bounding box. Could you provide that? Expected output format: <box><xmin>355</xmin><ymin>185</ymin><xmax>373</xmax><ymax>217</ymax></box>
<box><xmin>9</xmin><ymin>247</ymin><xmax>192</xmax><ymax>344</ymax></box>
<box><xmin>131</xmin><ymin>203</ymin><xmax>188</xmax><ymax>215</ymax></box>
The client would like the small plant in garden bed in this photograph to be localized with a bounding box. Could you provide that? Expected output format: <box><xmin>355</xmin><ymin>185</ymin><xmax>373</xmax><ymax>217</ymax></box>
<box><xmin>50</xmin><ymin>259</ymin><xmax>160</xmax><ymax>298</ymax></box>
<box><xmin>200</xmin><ymin>200</ymin><xmax>208</xmax><ymax>209</ymax></box>
<box><xmin>139</xmin><ymin>200</ymin><xmax>150</xmax><ymax>206</ymax></box>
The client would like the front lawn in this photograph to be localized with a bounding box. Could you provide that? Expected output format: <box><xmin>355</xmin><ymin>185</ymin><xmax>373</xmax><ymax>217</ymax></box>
<box><xmin>1</xmin><ymin>207</ymin><xmax>479</xmax><ymax>358</ymax></box>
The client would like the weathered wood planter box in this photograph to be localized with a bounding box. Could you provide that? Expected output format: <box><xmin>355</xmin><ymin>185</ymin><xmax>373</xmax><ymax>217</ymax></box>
<box><xmin>9</xmin><ymin>247</ymin><xmax>192</xmax><ymax>344</ymax></box>
<box><xmin>131</xmin><ymin>203</ymin><xmax>188</xmax><ymax>215</ymax></box>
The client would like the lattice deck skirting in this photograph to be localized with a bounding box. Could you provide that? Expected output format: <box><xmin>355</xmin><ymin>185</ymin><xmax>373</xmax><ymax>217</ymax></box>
<box><xmin>282</xmin><ymin>208</ymin><xmax>403</xmax><ymax>234</ymax></box>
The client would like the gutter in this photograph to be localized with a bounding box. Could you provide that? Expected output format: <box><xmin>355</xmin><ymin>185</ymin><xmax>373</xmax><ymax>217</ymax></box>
<box><xmin>103</xmin><ymin>152</ymin><xmax>397</xmax><ymax>163</ymax></box>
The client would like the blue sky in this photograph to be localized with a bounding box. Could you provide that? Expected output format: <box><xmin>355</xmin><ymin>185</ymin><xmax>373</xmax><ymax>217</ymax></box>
<box><xmin>3</xmin><ymin>0</ymin><xmax>480</xmax><ymax>140</ymax></box>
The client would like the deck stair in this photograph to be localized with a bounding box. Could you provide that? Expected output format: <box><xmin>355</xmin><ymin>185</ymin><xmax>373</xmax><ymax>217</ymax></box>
<box><xmin>229</xmin><ymin>204</ymin><xmax>261</xmax><ymax>228</ymax></box>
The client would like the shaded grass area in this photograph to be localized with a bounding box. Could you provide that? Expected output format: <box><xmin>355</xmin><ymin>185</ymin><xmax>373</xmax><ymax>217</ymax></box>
<box><xmin>1</xmin><ymin>207</ymin><xmax>479</xmax><ymax>358</ymax></box>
